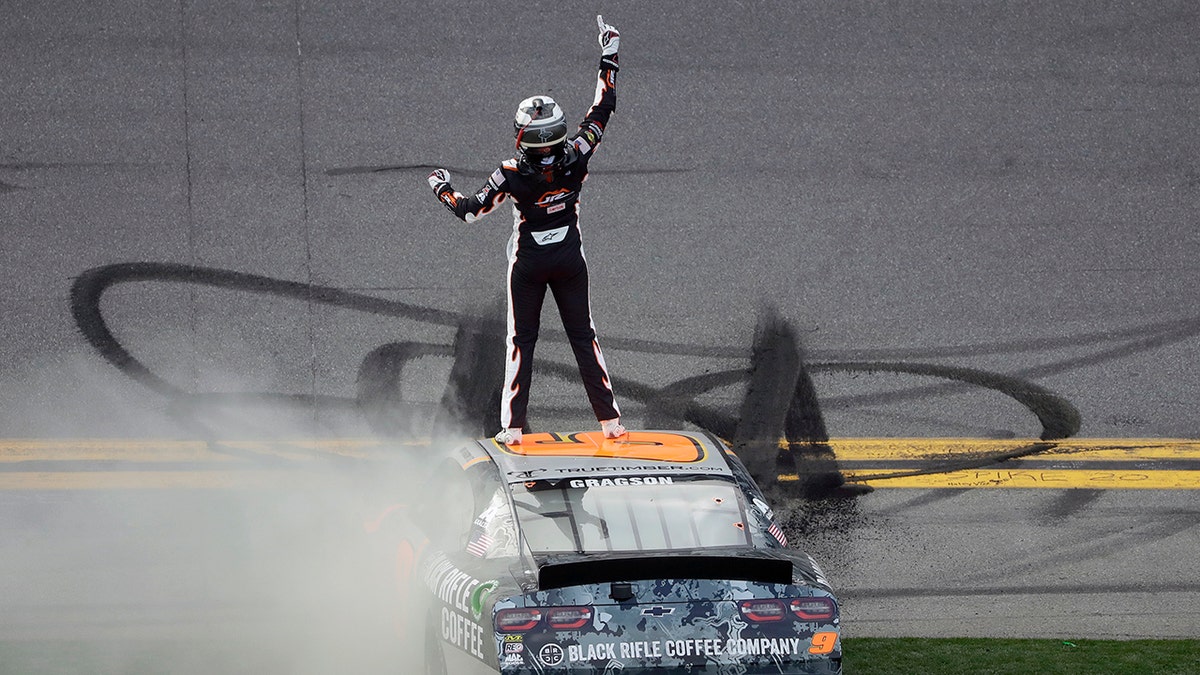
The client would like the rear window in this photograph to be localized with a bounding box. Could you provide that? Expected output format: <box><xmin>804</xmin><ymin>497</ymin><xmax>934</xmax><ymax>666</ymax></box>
<box><xmin>511</xmin><ymin>477</ymin><xmax>752</xmax><ymax>554</ymax></box>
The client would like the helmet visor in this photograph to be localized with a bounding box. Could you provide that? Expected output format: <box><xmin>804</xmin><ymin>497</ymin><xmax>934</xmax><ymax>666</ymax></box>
<box><xmin>523</xmin><ymin>143</ymin><xmax>562</xmax><ymax>158</ymax></box>
<box><xmin>519</xmin><ymin>133</ymin><xmax>566</xmax><ymax>166</ymax></box>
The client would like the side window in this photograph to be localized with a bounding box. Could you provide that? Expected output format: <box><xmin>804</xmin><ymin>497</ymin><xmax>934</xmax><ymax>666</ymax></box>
<box><xmin>417</xmin><ymin>459</ymin><xmax>478</xmax><ymax>550</ymax></box>
<box><xmin>462</xmin><ymin>462</ymin><xmax>519</xmax><ymax>559</ymax></box>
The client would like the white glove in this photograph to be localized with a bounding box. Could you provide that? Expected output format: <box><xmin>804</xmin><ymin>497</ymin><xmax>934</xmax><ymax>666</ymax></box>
<box><xmin>596</xmin><ymin>14</ymin><xmax>619</xmax><ymax>56</ymax></box>
<box><xmin>427</xmin><ymin>168</ymin><xmax>450</xmax><ymax>191</ymax></box>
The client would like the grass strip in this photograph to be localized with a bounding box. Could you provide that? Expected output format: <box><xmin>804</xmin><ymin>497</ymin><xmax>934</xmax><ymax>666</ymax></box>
<box><xmin>1</xmin><ymin>637</ymin><xmax>1198</xmax><ymax>673</ymax></box>
<box><xmin>843</xmin><ymin>638</ymin><xmax>1200</xmax><ymax>674</ymax></box>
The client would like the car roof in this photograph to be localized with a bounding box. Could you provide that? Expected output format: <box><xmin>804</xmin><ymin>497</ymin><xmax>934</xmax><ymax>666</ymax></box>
<box><xmin>462</xmin><ymin>430</ymin><xmax>736</xmax><ymax>483</ymax></box>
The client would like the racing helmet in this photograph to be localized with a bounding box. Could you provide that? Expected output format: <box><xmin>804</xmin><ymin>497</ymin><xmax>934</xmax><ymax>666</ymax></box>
<box><xmin>513</xmin><ymin>95</ymin><xmax>569</xmax><ymax>167</ymax></box>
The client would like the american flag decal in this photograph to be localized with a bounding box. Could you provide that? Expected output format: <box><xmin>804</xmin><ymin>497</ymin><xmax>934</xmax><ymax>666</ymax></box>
<box><xmin>768</xmin><ymin>522</ymin><xmax>788</xmax><ymax>547</ymax></box>
<box><xmin>466</xmin><ymin>532</ymin><xmax>493</xmax><ymax>557</ymax></box>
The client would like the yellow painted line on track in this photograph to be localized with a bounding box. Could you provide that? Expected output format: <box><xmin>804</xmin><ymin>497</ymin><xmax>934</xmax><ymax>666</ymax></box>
<box><xmin>808</xmin><ymin>438</ymin><xmax>1200</xmax><ymax>461</ymax></box>
<box><xmin>836</xmin><ymin>469</ymin><xmax>1200</xmax><ymax>490</ymax></box>
<box><xmin>0</xmin><ymin>470</ymin><xmax>299</xmax><ymax>491</ymax></box>
<box><xmin>2</xmin><ymin>438</ymin><xmax>1198</xmax><ymax>490</ymax></box>
<box><xmin>778</xmin><ymin>438</ymin><xmax>1200</xmax><ymax>489</ymax></box>
<box><xmin>0</xmin><ymin>439</ymin><xmax>218</xmax><ymax>462</ymax></box>
<box><xmin>0</xmin><ymin>439</ymin><xmax>427</xmax><ymax>489</ymax></box>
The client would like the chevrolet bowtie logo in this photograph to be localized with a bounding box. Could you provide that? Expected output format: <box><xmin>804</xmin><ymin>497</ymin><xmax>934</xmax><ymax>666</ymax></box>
<box><xmin>640</xmin><ymin>606</ymin><xmax>675</xmax><ymax>617</ymax></box>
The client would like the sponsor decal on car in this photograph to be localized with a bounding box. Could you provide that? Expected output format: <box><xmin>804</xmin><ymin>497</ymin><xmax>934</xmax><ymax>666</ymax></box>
<box><xmin>466</xmin><ymin>531</ymin><xmax>493</xmax><ymax>557</ymax></box>
<box><xmin>569</xmin><ymin>642</ymin><xmax>620</xmax><ymax>661</ymax></box>
<box><xmin>562</xmin><ymin>637</ymin><xmax>812</xmax><ymax>663</ymax></box>
<box><xmin>423</xmin><ymin>553</ymin><xmax>497</xmax><ymax>661</ymax></box>
<box><xmin>566</xmin><ymin>476</ymin><xmax>675</xmax><ymax>488</ymax></box>
<box><xmin>423</xmin><ymin>553</ymin><xmax>493</xmax><ymax>615</ymax></box>
<box><xmin>538</xmin><ymin>642</ymin><xmax>566</xmax><ymax>667</ymax></box>
<box><xmin>768</xmin><ymin>521</ymin><xmax>788</xmax><ymax>546</ymax></box>
<box><xmin>441</xmin><ymin>605</ymin><xmax>485</xmax><ymax>659</ymax></box>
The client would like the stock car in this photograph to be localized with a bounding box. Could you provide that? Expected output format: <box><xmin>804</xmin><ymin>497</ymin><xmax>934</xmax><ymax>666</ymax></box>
<box><xmin>379</xmin><ymin>430</ymin><xmax>842</xmax><ymax>674</ymax></box>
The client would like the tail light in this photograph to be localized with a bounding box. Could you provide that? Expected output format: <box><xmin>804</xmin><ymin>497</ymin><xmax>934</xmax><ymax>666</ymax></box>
<box><xmin>739</xmin><ymin>599</ymin><xmax>787</xmax><ymax>622</ymax></box>
<box><xmin>496</xmin><ymin>608</ymin><xmax>542</xmax><ymax>632</ymax></box>
<box><xmin>546</xmin><ymin>606</ymin><xmax>592</xmax><ymax>629</ymax></box>
<box><xmin>496</xmin><ymin>606</ymin><xmax>595</xmax><ymax>632</ymax></box>
<box><xmin>791</xmin><ymin>597</ymin><xmax>836</xmax><ymax>621</ymax></box>
<box><xmin>738</xmin><ymin>597</ymin><xmax>837</xmax><ymax>622</ymax></box>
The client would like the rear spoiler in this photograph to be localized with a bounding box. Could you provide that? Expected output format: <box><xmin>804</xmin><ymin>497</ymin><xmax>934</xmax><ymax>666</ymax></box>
<box><xmin>537</xmin><ymin>553</ymin><xmax>792</xmax><ymax>590</ymax></box>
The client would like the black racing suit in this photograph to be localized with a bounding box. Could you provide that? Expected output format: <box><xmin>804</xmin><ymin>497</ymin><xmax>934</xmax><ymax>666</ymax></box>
<box><xmin>433</xmin><ymin>57</ymin><xmax>621</xmax><ymax>431</ymax></box>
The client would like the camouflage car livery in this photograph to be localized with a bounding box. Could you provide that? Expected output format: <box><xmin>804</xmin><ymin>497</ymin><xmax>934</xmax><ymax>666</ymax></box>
<box><xmin>384</xmin><ymin>430</ymin><xmax>842</xmax><ymax>674</ymax></box>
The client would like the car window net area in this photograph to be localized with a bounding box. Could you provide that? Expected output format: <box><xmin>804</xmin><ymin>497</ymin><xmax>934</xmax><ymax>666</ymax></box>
<box><xmin>512</xmin><ymin>478</ymin><xmax>752</xmax><ymax>554</ymax></box>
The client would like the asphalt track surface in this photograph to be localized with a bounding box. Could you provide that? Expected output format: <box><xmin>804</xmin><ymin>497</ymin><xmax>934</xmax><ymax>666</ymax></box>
<box><xmin>1</xmin><ymin>0</ymin><xmax>1198</xmax><ymax>667</ymax></box>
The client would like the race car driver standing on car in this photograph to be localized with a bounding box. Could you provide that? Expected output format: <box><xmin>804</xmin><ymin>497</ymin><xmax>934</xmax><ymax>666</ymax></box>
<box><xmin>425</xmin><ymin>15</ymin><xmax>626</xmax><ymax>445</ymax></box>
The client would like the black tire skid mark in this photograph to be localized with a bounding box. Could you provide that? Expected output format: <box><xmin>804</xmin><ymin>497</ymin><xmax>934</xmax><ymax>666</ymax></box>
<box><xmin>70</xmin><ymin>262</ymin><xmax>461</xmax><ymax>460</ymax></box>
<box><xmin>811</xmin><ymin>315</ymin><xmax>1200</xmax><ymax>362</ymax></box>
<box><xmin>72</xmin><ymin>262</ymin><xmax>743</xmax><ymax>365</ymax></box>
<box><xmin>814</xmin><ymin>362</ymin><xmax>1081</xmax><ymax>442</ymax></box>
<box><xmin>323</xmin><ymin>163</ymin><xmax>694</xmax><ymax>177</ymax></box>
<box><xmin>71</xmin><ymin>262</ymin><xmax>461</xmax><ymax>394</ymax></box>
<box><xmin>813</xmin><ymin>317</ymin><xmax>1200</xmax><ymax>431</ymax></box>
<box><xmin>72</xmin><ymin>262</ymin><xmax>1090</xmax><ymax>497</ymax></box>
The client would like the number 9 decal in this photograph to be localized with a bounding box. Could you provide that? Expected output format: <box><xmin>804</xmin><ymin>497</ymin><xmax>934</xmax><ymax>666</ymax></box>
<box><xmin>809</xmin><ymin>631</ymin><xmax>838</xmax><ymax>655</ymax></box>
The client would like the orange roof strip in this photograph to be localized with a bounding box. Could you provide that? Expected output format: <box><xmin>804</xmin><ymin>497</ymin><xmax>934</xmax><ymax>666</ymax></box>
<box><xmin>498</xmin><ymin>431</ymin><xmax>706</xmax><ymax>463</ymax></box>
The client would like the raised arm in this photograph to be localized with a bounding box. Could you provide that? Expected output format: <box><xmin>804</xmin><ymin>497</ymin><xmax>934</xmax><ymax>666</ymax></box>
<box><xmin>573</xmin><ymin>15</ymin><xmax>620</xmax><ymax>155</ymax></box>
